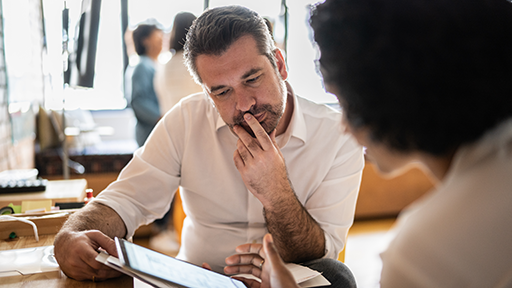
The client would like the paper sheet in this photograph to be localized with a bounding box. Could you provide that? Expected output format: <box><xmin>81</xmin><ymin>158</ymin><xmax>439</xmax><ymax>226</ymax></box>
<box><xmin>0</xmin><ymin>246</ymin><xmax>59</xmax><ymax>277</ymax></box>
<box><xmin>236</xmin><ymin>263</ymin><xmax>330</xmax><ymax>288</ymax></box>
<box><xmin>287</xmin><ymin>263</ymin><xmax>330</xmax><ymax>287</ymax></box>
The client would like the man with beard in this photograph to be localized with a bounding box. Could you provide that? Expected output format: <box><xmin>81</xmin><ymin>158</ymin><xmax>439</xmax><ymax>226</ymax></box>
<box><xmin>53</xmin><ymin>6</ymin><xmax>362</xmax><ymax>285</ymax></box>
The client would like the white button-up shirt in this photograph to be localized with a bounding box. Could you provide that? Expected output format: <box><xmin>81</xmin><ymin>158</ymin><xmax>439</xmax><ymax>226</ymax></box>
<box><xmin>95</xmin><ymin>91</ymin><xmax>364</xmax><ymax>273</ymax></box>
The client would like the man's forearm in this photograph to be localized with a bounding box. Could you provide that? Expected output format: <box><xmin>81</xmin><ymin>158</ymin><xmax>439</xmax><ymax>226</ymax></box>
<box><xmin>58</xmin><ymin>202</ymin><xmax>127</xmax><ymax>238</ymax></box>
<box><xmin>264</xmin><ymin>189</ymin><xmax>325</xmax><ymax>263</ymax></box>
<box><xmin>231</xmin><ymin>111</ymin><xmax>326</xmax><ymax>263</ymax></box>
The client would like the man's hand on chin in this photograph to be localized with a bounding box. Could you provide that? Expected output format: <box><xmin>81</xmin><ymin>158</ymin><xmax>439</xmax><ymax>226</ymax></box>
<box><xmin>232</xmin><ymin>113</ymin><xmax>293</xmax><ymax>206</ymax></box>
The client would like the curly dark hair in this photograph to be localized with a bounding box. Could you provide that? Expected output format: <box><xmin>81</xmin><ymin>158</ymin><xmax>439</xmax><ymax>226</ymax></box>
<box><xmin>184</xmin><ymin>5</ymin><xmax>276</xmax><ymax>84</ymax></box>
<box><xmin>132</xmin><ymin>24</ymin><xmax>161</xmax><ymax>56</ymax></box>
<box><xmin>310</xmin><ymin>0</ymin><xmax>512</xmax><ymax>155</ymax></box>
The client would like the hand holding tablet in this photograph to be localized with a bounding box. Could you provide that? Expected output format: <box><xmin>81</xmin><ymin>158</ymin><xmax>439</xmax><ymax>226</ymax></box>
<box><xmin>95</xmin><ymin>237</ymin><xmax>246</xmax><ymax>288</ymax></box>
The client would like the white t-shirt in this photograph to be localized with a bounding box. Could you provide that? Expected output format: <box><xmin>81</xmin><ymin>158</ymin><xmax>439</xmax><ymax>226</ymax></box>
<box><xmin>95</xmin><ymin>91</ymin><xmax>364</xmax><ymax>273</ymax></box>
<box><xmin>380</xmin><ymin>119</ymin><xmax>512</xmax><ymax>287</ymax></box>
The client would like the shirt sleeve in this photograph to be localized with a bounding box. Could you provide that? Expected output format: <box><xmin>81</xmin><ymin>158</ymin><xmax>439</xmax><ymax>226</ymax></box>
<box><xmin>94</xmin><ymin>107</ymin><xmax>184</xmax><ymax>238</ymax></box>
<box><xmin>308</xmin><ymin>136</ymin><xmax>364</xmax><ymax>260</ymax></box>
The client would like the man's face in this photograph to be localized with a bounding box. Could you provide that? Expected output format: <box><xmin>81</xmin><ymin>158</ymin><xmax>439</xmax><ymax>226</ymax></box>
<box><xmin>195</xmin><ymin>35</ymin><xmax>288</xmax><ymax>137</ymax></box>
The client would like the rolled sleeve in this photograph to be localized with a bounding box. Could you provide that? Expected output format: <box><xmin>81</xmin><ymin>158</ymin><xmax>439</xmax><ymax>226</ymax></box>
<box><xmin>307</xmin><ymin>137</ymin><xmax>364</xmax><ymax>259</ymax></box>
<box><xmin>94</xmin><ymin>107</ymin><xmax>184</xmax><ymax>239</ymax></box>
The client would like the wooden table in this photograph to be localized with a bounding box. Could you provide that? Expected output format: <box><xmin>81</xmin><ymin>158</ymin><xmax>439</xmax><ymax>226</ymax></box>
<box><xmin>0</xmin><ymin>273</ymin><xmax>133</xmax><ymax>288</ymax></box>
<box><xmin>0</xmin><ymin>178</ymin><xmax>132</xmax><ymax>287</ymax></box>
<box><xmin>0</xmin><ymin>258</ymin><xmax>133</xmax><ymax>288</ymax></box>
<box><xmin>0</xmin><ymin>230</ymin><xmax>133</xmax><ymax>287</ymax></box>
<box><xmin>0</xmin><ymin>179</ymin><xmax>88</xmax><ymax>208</ymax></box>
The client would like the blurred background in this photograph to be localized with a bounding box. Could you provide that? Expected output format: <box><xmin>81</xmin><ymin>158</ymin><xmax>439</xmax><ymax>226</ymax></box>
<box><xmin>0</xmin><ymin>0</ymin><xmax>337</xmax><ymax>179</ymax></box>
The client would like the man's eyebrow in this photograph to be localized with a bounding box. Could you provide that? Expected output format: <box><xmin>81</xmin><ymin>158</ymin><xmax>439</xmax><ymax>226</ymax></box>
<box><xmin>241</xmin><ymin>68</ymin><xmax>262</xmax><ymax>80</ymax></box>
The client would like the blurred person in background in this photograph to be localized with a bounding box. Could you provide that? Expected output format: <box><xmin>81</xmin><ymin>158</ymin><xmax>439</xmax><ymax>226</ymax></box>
<box><xmin>130</xmin><ymin>23</ymin><xmax>163</xmax><ymax>147</ymax></box>
<box><xmin>150</xmin><ymin>12</ymin><xmax>201</xmax><ymax>255</ymax></box>
<box><xmin>154</xmin><ymin>12</ymin><xmax>202</xmax><ymax>114</ymax></box>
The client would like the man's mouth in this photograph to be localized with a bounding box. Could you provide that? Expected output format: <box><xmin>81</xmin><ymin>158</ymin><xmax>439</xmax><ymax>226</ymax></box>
<box><xmin>252</xmin><ymin>112</ymin><xmax>266</xmax><ymax>124</ymax></box>
<box><xmin>237</xmin><ymin>112</ymin><xmax>266</xmax><ymax>138</ymax></box>
<box><xmin>240</xmin><ymin>112</ymin><xmax>266</xmax><ymax>128</ymax></box>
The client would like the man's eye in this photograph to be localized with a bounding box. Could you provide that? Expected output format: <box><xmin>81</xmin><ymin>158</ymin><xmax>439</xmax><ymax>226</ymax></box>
<box><xmin>247</xmin><ymin>75</ymin><xmax>261</xmax><ymax>83</ymax></box>
<box><xmin>216</xmin><ymin>89</ymin><xmax>229</xmax><ymax>97</ymax></box>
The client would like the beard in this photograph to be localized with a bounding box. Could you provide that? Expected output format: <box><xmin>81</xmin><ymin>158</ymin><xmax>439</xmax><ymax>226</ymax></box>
<box><xmin>225</xmin><ymin>71</ymin><xmax>288</xmax><ymax>138</ymax></box>
<box><xmin>229</xmin><ymin>102</ymin><xmax>284</xmax><ymax>138</ymax></box>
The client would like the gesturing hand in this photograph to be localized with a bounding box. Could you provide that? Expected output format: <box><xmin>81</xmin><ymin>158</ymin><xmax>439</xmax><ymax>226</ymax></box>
<box><xmin>225</xmin><ymin>234</ymin><xmax>299</xmax><ymax>288</ymax></box>
<box><xmin>225</xmin><ymin>242</ymin><xmax>266</xmax><ymax>281</ymax></box>
<box><xmin>233</xmin><ymin>113</ymin><xmax>293</xmax><ymax>206</ymax></box>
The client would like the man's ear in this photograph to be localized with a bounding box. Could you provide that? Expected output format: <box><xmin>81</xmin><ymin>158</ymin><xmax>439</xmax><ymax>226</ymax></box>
<box><xmin>274</xmin><ymin>49</ymin><xmax>288</xmax><ymax>81</ymax></box>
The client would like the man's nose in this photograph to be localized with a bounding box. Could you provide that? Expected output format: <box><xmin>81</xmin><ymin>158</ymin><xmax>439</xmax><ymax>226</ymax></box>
<box><xmin>235</xmin><ymin>91</ymin><xmax>256</xmax><ymax>112</ymax></box>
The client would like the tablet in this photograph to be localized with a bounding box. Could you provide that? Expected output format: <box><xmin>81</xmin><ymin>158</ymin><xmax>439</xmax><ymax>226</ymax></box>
<box><xmin>115</xmin><ymin>237</ymin><xmax>246</xmax><ymax>288</ymax></box>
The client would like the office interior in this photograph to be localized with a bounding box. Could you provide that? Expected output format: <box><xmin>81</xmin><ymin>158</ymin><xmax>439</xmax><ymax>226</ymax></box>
<box><xmin>0</xmin><ymin>0</ymin><xmax>435</xmax><ymax>286</ymax></box>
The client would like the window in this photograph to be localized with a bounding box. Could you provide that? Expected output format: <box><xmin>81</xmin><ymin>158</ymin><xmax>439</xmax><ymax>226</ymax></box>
<box><xmin>6</xmin><ymin>0</ymin><xmax>334</xmax><ymax>112</ymax></box>
<box><xmin>126</xmin><ymin>0</ymin><xmax>336</xmax><ymax>104</ymax></box>
<box><xmin>41</xmin><ymin>0</ymin><xmax>125</xmax><ymax>111</ymax></box>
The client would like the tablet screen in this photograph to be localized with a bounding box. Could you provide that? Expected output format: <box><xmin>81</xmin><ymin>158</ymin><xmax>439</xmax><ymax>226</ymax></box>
<box><xmin>116</xmin><ymin>238</ymin><xmax>246</xmax><ymax>288</ymax></box>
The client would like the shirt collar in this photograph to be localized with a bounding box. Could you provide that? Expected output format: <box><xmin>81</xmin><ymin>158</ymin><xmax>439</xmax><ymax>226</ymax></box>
<box><xmin>215</xmin><ymin>82</ymin><xmax>307</xmax><ymax>147</ymax></box>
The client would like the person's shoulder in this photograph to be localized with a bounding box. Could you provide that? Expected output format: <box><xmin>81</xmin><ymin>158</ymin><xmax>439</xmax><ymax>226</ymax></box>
<box><xmin>163</xmin><ymin>92</ymin><xmax>218</xmax><ymax>128</ymax></box>
<box><xmin>179</xmin><ymin>92</ymin><xmax>208</xmax><ymax>106</ymax></box>
<box><xmin>133</xmin><ymin>57</ymin><xmax>154</xmax><ymax>74</ymax></box>
<box><xmin>168</xmin><ymin>51</ymin><xmax>185</xmax><ymax>64</ymax></box>
<box><xmin>170</xmin><ymin>92</ymin><xmax>212</xmax><ymax>115</ymax></box>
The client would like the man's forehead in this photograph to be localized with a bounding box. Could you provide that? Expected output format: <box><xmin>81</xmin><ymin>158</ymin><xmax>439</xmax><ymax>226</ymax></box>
<box><xmin>196</xmin><ymin>36</ymin><xmax>266</xmax><ymax>72</ymax></box>
<box><xmin>197</xmin><ymin>48</ymin><xmax>270</xmax><ymax>90</ymax></box>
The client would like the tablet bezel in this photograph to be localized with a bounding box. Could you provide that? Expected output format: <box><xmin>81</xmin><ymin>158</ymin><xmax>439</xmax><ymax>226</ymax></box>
<box><xmin>114</xmin><ymin>237</ymin><xmax>246</xmax><ymax>288</ymax></box>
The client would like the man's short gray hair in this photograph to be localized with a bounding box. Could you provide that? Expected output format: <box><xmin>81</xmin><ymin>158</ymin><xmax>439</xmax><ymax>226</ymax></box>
<box><xmin>184</xmin><ymin>5</ymin><xmax>277</xmax><ymax>84</ymax></box>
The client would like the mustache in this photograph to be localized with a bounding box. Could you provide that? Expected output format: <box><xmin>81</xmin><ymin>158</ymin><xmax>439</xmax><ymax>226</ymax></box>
<box><xmin>232</xmin><ymin>104</ymin><xmax>274</xmax><ymax>126</ymax></box>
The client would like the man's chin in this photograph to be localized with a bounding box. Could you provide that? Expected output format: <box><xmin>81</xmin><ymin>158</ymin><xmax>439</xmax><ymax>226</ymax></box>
<box><xmin>241</xmin><ymin>124</ymin><xmax>257</xmax><ymax>138</ymax></box>
<box><xmin>240</xmin><ymin>123</ymin><xmax>274</xmax><ymax>138</ymax></box>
